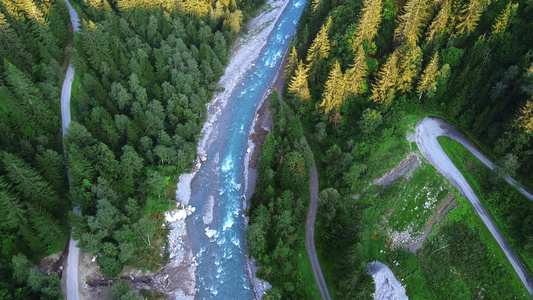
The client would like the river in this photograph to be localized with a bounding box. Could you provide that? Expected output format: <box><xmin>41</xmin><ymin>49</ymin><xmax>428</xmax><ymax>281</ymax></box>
<box><xmin>184</xmin><ymin>0</ymin><xmax>305</xmax><ymax>298</ymax></box>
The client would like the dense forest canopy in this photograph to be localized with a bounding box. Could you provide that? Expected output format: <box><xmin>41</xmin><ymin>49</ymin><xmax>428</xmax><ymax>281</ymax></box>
<box><xmin>249</xmin><ymin>0</ymin><xmax>533</xmax><ymax>298</ymax></box>
<box><xmin>0</xmin><ymin>0</ymin><xmax>71</xmax><ymax>298</ymax></box>
<box><xmin>0</xmin><ymin>0</ymin><xmax>263</xmax><ymax>298</ymax></box>
<box><xmin>67</xmin><ymin>0</ymin><xmax>263</xmax><ymax>281</ymax></box>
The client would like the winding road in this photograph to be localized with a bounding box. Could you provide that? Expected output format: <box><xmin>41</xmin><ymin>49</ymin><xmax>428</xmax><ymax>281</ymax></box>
<box><xmin>304</xmin><ymin>116</ymin><xmax>533</xmax><ymax>299</ymax></box>
<box><xmin>61</xmin><ymin>0</ymin><xmax>80</xmax><ymax>299</ymax></box>
<box><xmin>306</xmin><ymin>159</ymin><xmax>333</xmax><ymax>300</ymax></box>
<box><xmin>415</xmin><ymin>116</ymin><xmax>533</xmax><ymax>296</ymax></box>
<box><xmin>274</xmin><ymin>63</ymin><xmax>332</xmax><ymax>299</ymax></box>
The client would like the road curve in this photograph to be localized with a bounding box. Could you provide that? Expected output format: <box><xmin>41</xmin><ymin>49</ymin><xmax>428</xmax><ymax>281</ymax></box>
<box><xmin>415</xmin><ymin>116</ymin><xmax>533</xmax><ymax>296</ymax></box>
<box><xmin>61</xmin><ymin>0</ymin><xmax>80</xmax><ymax>299</ymax></box>
<box><xmin>305</xmin><ymin>147</ymin><xmax>333</xmax><ymax>300</ymax></box>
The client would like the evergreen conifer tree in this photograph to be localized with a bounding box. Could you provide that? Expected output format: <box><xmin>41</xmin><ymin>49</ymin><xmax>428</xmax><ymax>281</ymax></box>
<box><xmin>305</xmin><ymin>17</ymin><xmax>332</xmax><ymax>81</ymax></box>
<box><xmin>289</xmin><ymin>60</ymin><xmax>311</xmax><ymax>101</ymax></box>
<box><xmin>370</xmin><ymin>52</ymin><xmax>399</xmax><ymax>106</ymax></box>
<box><xmin>426</xmin><ymin>0</ymin><xmax>451</xmax><ymax>42</ymax></box>
<box><xmin>344</xmin><ymin>45</ymin><xmax>368</xmax><ymax>97</ymax></box>
<box><xmin>320</xmin><ymin>60</ymin><xmax>345</xmax><ymax>114</ymax></box>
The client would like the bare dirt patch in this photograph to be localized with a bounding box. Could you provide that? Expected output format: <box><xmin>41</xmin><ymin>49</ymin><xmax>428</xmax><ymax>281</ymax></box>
<box><xmin>40</xmin><ymin>251</ymin><xmax>64</xmax><ymax>276</ymax></box>
<box><xmin>373</xmin><ymin>152</ymin><xmax>421</xmax><ymax>187</ymax></box>
<box><xmin>355</xmin><ymin>152</ymin><xmax>421</xmax><ymax>199</ymax></box>
<box><xmin>406</xmin><ymin>192</ymin><xmax>457</xmax><ymax>253</ymax></box>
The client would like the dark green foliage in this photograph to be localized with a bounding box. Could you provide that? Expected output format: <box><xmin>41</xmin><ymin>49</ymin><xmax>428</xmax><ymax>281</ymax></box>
<box><xmin>0</xmin><ymin>9</ymin><xmax>70</xmax><ymax>288</ymax></box>
<box><xmin>258</xmin><ymin>0</ymin><xmax>533</xmax><ymax>296</ymax></box>
<box><xmin>107</xmin><ymin>279</ymin><xmax>142</xmax><ymax>300</ymax></box>
<box><xmin>247</xmin><ymin>92</ymin><xmax>318</xmax><ymax>298</ymax></box>
<box><xmin>63</xmin><ymin>0</ymin><xmax>268</xmax><ymax>277</ymax></box>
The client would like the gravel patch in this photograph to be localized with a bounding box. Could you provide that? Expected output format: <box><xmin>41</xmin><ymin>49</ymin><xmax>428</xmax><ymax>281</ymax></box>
<box><xmin>366</xmin><ymin>261</ymin><xmax>408</xmax><ymax>300</ymax></box>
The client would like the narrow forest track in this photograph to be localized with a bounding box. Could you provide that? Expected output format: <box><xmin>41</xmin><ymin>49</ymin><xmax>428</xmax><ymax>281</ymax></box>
<box><xmin>61</xmin><ymin>0</ymin><xmax>81</xmax><ymax>299</ymax></box>
<box><xmin>306</xmin><ymin>159</ymin><xmax>333</xmax><ymax>300</ymax></box>
<box><xmin>273</xmin><ymin>52</ymin><xmax>333</xmax><ymax>299</ymax></box>
<box><xmin>416</xmin><ymin>116</ymin><xmax>533</xmax><ymax>297</ymax></box>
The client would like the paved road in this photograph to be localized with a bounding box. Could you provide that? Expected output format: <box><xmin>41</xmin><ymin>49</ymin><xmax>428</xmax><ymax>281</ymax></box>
<box><xmin>416</xmin><ymin>116</ymin><xmax>533</xmax><ymax>296</ymax></box>
<box><xmin>306</xmin><ymin>161</ymin><xmax>333</xmax><ymax>300</ymax></box>
<box><xmin>61</xmin><ymin>1</ymin><xmax>80</xmax><ymax>299</ymax></box>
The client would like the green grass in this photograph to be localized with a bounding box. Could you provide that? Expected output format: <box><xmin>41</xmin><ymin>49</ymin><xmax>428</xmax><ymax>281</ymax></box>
<box><xmin>439</xmin><ymin>136</ymin><xmax>533</xmax><ymax>276</ymax></box>
<box><xmin>344</xmin><ymin>160</ymin><xmax>529</xmax><ymax>298</ymax></box>
<box><xmin>297</xmin><ymin>238</ymin><xmax>321</xmax><ymax>299</ymax></box>
<box><xmin>385</xmin><ymin>164</ymin><xmax>451</xmax><ymax>234</ymax></box>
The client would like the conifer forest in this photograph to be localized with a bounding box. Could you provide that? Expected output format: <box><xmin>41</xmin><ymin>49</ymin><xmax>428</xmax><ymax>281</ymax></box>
<box><xmin>2</xmin><ymin>0</ymin><xmax>533</xmax><ymax>299</ymax></box>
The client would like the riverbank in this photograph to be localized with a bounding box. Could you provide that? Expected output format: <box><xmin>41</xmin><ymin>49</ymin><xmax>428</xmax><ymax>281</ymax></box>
<box><xmin>243</xmin><ymin>37</ymin><xmax>290</xmax><ymax>299</ymax></box>
<box><xmin>171</xmin><ymin>1</ymin><xmax>292</xmax><ymax>298</ymax></box>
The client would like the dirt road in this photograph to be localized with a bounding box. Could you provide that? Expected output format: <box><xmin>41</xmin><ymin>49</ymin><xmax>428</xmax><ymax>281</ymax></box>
<box><xmin>61</xmin><ymin>0</ymin><xmax>81</xmax><ymax>299</ymax></box>
<box><xmin>273</xmin><ymin>48</ymin><xmax>332</xmax><ymax>299</ymax></box>
<box><xmin>415</xmin><ymin>116</ymin><xmax>533</xmax><ymax>296</ymax></box>
<box><xmin>306</xmin><ymin>162</ymin><xmax>333</xmax><ymax>300</ymax></box>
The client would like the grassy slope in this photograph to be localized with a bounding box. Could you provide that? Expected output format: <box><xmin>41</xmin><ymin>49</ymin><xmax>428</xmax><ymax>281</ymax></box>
<box><xmin>315</xmin><ymin>116</ymin><xmax>528</xmax><ymax>299</ymax></box>
<box><xmin>439</xmin><ymin>136</ymin><xmax>533</xmax><ymax>276</ymax></box>
<box><xmin>357</xmin><ymin>163</ymin><xmax>527</xmax><ymax>298</ymax></box>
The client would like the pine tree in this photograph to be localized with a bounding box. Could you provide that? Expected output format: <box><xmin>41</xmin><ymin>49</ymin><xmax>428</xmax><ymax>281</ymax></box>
<box><xmin>28</xmin><ymin>204</ymin><xmax>66</xmax><ymax>252</ymax></box>
<box><xmin>2</xmin><ymin>152</ymin><xmax>61</xmax><ymax>212</ymax></box>
<box><xmin>288</xmin><ymin>60</ymin><xmax>311</xmax><ymax>101</ymax></box>
<box><xmin>305</xmin><ymin>16</ymin><xmax>332</xmax><ymax>81</ymax></box>
<box><xmin>394</xmin><ymin>0</ymin><xmax>433</xmax><ymax>46</ymax></box>
<box><xmin>351</xmin><ymin>0</ymin><xmax>383</xmax><ymax>49</ymax></box>
<box><xmin>4</xmin><ymin>62</ymin><xmax>55</xmax><ymax>130</ymax></box>
<box><xmin>179</xmin><ymin>0</ymin><xmax>211</xmax><ymax>18</ymax></box>
<box><xmin>426</xmin><ymin>0</ymin><xmax>451</xmax><ymax>43</ymax></box>
<box><xmin>0</xmin><ymin>11</ymin><xmax>9</xmax><ymax>29</ymax></box>
<box><xmin>81</xmin><ymin>20</ymin><xmax>112</xmax><ymax>72</ymax></box>
<box><xmin>21</xmin><ymin>0</ymin><xmax>47</xmax><ymax>25</ymax></box>
<box><xmin>516</xmin><ymin>100</ymin><xmax>533</xmax><ymax>134</ymax></box>
<box><xmin>115</xmin><ymin>0</ymin><xmax>138</xmax><ymax>11</ymax></box>
<box><xmin>320</xmin><ymin>60</ymin><xmax>345</xmax><ymax>114</ymax></box>
<box><xmin>417</xmin><ymin>52</ymin><xmax>449</xmax><ymax>99</ymax></box>
<box><xmin>2</xmin><ymin>0</ymin><xmax>24</xmax><ymax>21</ymax></box>
<box><xmin>86</xmin><ymin>0</ymin><xmax>110</xmax><ymax>10</ymax></box>
<box><xmin>455</xmin><ymin>0</ymin><xmax>485</xmax><ymax>35</ymax></box>
<box><xmin>312</xmin><ymin>0</ymin><xmax>320</xmax><ymax>11</ymax></box>
<box><xmin>0</xmin><ymin>178</ymin><xmax>27</xmax><ymax>229</ymax></box>
<box><xmin>284</xmin><ymin>46</ymin><xmax>299</xmax><ymax>79</ymax></box>
<box><xmin>344</xmin><ymin>45</ymin><xmax>368</xmax><ymax>97</ymax></box>
<box><xmin>211</xmin><ymin>0</ymin><xmax>225</xmax><ymax>20</ymax></box>
<box><xmin>224</xmin><ymin>10</ymin><xmax>243</xmax><ymax>33</ymax></box>
<box><xmin>370</xmin><ymin>52</ymin><xmax>400</xmax><ymax>106</ymax></box>
<box><xmin>397</xmin><ymin>46</ymin><xmax>423</xmax><ymax>92</ymax></box>
<box><xmin>492</xmin><ymin>2</ymin><xmax>518</xmax><ymax>35</ymax></box>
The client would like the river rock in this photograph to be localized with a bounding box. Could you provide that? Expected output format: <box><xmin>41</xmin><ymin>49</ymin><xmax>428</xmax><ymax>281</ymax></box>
<box><xmin>199</xmin><ymin>153</ymin><xmax>208</xmax><ymax>162</ymax></box>
<box><xmin>366</xmin><ymin>261</ymin><xmax>408</xmax><ymax>300</ymax></box>
<box><xmin>165</xmin><ymin>209</ymin><xmax>188</xmax><ymax>222</ymax></box>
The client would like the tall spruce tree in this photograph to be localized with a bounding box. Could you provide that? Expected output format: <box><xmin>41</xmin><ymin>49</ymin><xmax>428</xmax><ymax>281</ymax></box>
<box><xmin>289</xmin><ymin>60</ymin><xmax>311</xmax><ymax>101</ymax></box>
<box><xmin>370</xmin><ymin>52</ymin><xmax>399</xmax><ymax>106</ymax></box>
<box><xmin>352</xmin><ymin>0</ymin><xmax>383</xmax><ymax>49</ymax></box>
<box><xmin>305</xmin><ymin>16</ymin><xmax>332</xmax><ymax>82</ymax></box>
<box><xmin>344</xmin><ymin>45</ymin><xmax>368</xmax><ymax>97</ymax></box>
<box><xmin>320</xmin><ymin>60</ymin><xmax>345</xmax><ymax>114</ymax></box>
<box><xmin>426</xmin><ymin>0</ymin><xmax>451</xmax><ymax>43</ymax></box>
<box><xmin>394</xmin><ymin>0</ymin><xmax>432</xmax><ymax>46</ymax></box>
